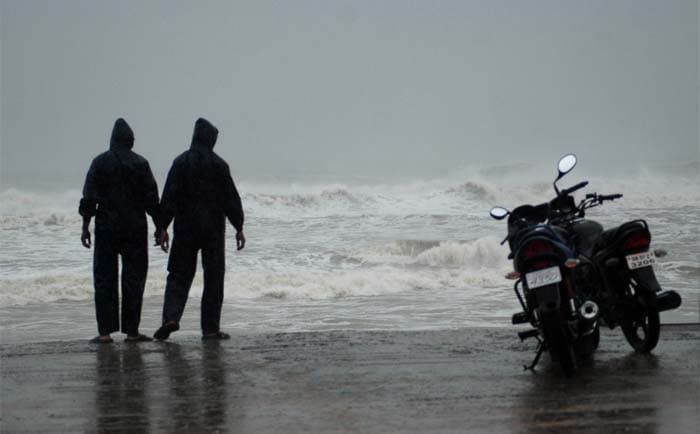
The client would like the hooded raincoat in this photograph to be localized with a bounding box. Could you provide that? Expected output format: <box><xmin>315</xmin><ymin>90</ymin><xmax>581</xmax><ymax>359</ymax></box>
<box><xmin>79</xmin><ymin>118</ymin><xmax>161</xmax><ymax>336</ymax></box>
<box><xmin>159</xmin><ymin>118</ymin><xmax>244</xmax><ymax>334</ymax></box>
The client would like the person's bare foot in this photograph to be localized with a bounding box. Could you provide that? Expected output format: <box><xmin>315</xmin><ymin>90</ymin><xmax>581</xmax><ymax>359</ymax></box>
<box><xmin>89</xmin><ymin>335</ymin><xmax>113</xmax><ymax>344</ymax></box>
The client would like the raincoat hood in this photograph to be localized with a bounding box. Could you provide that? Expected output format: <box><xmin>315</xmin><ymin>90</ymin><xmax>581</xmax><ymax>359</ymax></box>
<box><xmin>190</xmin><ymin>118</ymin><xmax>218</xmax><ymax>150</ymax></box>
<box><xmin>110</xmin><ymin>118</ymin><xmax>134</xmax><ymax>150</ymax></box>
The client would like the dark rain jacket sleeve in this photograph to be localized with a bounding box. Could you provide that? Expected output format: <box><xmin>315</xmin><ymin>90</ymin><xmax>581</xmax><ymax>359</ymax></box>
<box><xmin>223</xmin><ymin>164</ymin><xmax>244</xmax><ymax>232</ymax></box>
<box><xmin>141</xmin><ymin>161</ymin><xmax>163</xmax><ymax>229</ymax></box>
<box><xmin>160</xmin><ymin>160</ymin><xmax>180</xmax><ymax>230</ymax></box>
<box><xmin>79</xmin><ymin>158</ymin><xmax>99</xmax><ymax>224</ymax></box>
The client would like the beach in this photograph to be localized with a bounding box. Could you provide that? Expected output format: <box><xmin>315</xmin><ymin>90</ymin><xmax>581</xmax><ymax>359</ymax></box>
<box><xmin>3</xmin><ymin>1</ymin><xmax>699</xmax><ymax>432</ymax></box>
<box><xmin>2</xmin><ymin>324</ymin><xmax>698</xmax><ymax>433</ymax></box>
<box><xmin>1</xmin><ymin>169</ymin><xmax>699</xmax><ymax>432</ymax></box>
<box><xmin>2</xmin><ymin>166</ymin><xmax>699</xmax><ymax>336</ymax></box>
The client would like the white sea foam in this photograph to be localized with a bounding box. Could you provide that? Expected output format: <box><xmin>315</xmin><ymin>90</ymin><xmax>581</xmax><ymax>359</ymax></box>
<box><xmin>0</xmin><ymin>267</ymin><xmax>514</xmax><ymax>306</ymax></box>
<box><xmin>1</xmin><ymin>164</ymin><xmax>697</xmax><ymax>222</ymax></box>
<box><xmin>337</xmin><ymin>238</ymin><xmax>509</xmax><ymax>269</ymax></box>
<box><xmin>1</xmin><ymin>164</ymin><xmax>697</xmax><ymax>312</ymax></box>
<box><xmin>0</xmin><ymin>237</ymin><xmax>512</xmax><ymax>306</ymax></box>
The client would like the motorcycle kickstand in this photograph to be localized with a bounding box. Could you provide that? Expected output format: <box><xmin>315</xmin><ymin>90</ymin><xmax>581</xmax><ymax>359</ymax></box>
<box><xmin>524</xmin><ymin>338</ymin><xmax>545</xmax><ymax>372</ymax></box>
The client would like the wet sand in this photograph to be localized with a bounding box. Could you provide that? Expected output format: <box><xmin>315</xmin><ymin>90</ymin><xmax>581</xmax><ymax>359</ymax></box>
<box><xmin>2</xmin><ymin>324</ymin><xmax>698</xmax><ymax>433</ymax></box>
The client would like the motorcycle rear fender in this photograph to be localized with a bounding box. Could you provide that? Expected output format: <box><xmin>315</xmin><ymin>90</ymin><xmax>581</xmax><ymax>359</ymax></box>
<box><xmin>534</xmin><ymin>283</ymin><xmax>561</xmax><ymax>313</ymax></box>
<box><xmin>631</xmin><ymin>266</ymin><xmax>662</xmax><ymax>293</ymax></box>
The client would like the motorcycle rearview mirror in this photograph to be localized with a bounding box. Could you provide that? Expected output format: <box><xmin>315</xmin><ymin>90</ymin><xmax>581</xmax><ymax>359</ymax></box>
<box><xmin>557</xmin><ymin>154</ymin><xmax>577</xmax><ymax>179</ymax></box>
<box><xmin>554</xmin><ymin>153</ymin><xmax>577</xmax><ymax>195</ymax></box>
<box><xmin>490</xmin><ymin>207</ymin><xmax>510</xmax><ymax>220</ymax></box>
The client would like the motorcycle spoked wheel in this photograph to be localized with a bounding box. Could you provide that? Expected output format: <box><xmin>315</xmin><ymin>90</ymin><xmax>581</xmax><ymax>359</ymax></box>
<box><xmin>541</xmin><ymin>310</ymin><xmax>576</xmax><ymax>378</ymax></box>
<box><xmin>621</xmin><ymin>292</ymin><xmax>660</xmax><ymax>353</ymax></box>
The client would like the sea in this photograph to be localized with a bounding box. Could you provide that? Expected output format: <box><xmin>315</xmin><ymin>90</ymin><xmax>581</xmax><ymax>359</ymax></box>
<box><xmin>1</xmin><ymin>162</ymin><xmax>698</xmax><ymax>344</ymax></box>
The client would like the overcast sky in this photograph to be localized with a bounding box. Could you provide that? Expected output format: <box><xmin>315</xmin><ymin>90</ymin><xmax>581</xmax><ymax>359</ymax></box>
<box><xmin>1</xmin><ymin>0</ymin><xmax>698</xmax><ymax>188</ymax></box>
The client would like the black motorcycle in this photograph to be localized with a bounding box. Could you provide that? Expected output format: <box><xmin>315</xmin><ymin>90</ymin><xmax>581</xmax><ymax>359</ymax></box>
<box><xmin>489</xmin><ymin>154</ymin><xmax>681</xmax><ymax>377</ymax></box>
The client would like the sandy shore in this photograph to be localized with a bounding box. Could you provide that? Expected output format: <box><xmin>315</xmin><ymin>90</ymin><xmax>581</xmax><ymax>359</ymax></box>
<box><xmin>2</xmin><ymin>324</ymin><xmax>698</xmax><ymax>433</ymax></box>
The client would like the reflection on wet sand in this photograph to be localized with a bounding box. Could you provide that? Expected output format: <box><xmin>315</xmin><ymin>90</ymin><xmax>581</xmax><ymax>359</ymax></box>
<box><xmin>517</xmin><ymin>352</ymin><xmax>660</xmax><ymax>434</ymax></box>
<box><xmin>202</xmin><ymin>341</ymin><xmax>227</xmax><ymax>428</ymax></box>
<box><xmin>161</xmin><ymin>341</ymin><xmax>229</xmax><ymax>432</ymax></box>
<box><xmin>94</xmin><ymin>344</ymin><xmax>150</xmax><ymax>432</ymax></box>
<box><xmin>54</xmin><ymin>327</ymin><xmax>693</xmax><ymax>433</ymax></box>
<box><xmin>92</xmin><ymin>341</ymin><xmax>234</xmax><ymax>432</ymax></box>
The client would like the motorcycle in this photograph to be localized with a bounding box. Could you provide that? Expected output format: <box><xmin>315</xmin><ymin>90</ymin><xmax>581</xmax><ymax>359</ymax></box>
<box><xmin>489</xmin><ymin>154</ymin><xmax>681</xmax><ymax>377</ymax></box>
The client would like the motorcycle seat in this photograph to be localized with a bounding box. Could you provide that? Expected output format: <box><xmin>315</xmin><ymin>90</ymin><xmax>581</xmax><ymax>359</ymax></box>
<box><xmin>594</xmin><ymin>220</ymin><xmax>648</xmax><ymax>253</ymax></box>
<box><xmin>569</xmin><ymin>220</ymin><xmax>604</xmax><ymax>257</ymax></box>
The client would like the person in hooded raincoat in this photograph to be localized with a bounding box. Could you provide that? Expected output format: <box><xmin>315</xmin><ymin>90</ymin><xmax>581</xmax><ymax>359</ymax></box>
<box><xmin>80</xmin><ymin>118</ymin><xmax>162</xmax><ymax>343</ymax></box>
<box><xmin>153</xmin><ymin>118</ymin><xmax>245</xmax><ymax>340</ymax></box>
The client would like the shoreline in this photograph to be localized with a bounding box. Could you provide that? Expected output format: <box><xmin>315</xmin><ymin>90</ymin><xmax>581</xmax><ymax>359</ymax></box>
<box><xmin>2</xmin><ymin>291</ymin><xmax>698</xmax><ymax>346</ymax></box>
<box><xmin>2</xmin><ymin>325</ymin><xmax>699</xmax><ymax>433</ymax></box>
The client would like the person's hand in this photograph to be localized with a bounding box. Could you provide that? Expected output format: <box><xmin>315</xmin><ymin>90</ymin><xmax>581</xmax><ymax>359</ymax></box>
<box><xmin>236</xmin><ymin>231</ymin><xmax>246</xmax><ymax>251</ymax></box>
<box><xmin>158</xmin><ymin>229</ymin><xmax>169</xmax><ymax>253</ymax></box>
<box><xmin>81</xmin><ymin>228</ymin><xmax>91</xmax><ymax>249</ymax></box>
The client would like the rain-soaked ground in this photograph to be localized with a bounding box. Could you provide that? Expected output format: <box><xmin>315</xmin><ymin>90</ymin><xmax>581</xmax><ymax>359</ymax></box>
<box><xmin>1</xmin><ymin>324</ymin><xmax>698</xmax><ymax>433</ymax></box>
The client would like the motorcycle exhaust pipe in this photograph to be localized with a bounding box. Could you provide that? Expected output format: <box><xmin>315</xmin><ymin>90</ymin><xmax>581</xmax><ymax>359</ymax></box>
<box><xmin>578</xmin><ymin>301</ymin><xmax>599</xmax><ymax>337</ymax></box>
<box><xmin>656</xmin><ymin>290</ymin><xmax>682</xmax><ymax>312</ymax></box>
<box><xmin>578</xmin><ymin>300</ymin><xmax>599</xmax><ymax>323</ymax></box>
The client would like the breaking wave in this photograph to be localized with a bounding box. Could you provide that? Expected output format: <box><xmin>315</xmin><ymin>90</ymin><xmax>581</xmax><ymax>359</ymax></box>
<box><xmin>1</xmin><ymin>162</ymin><xmax>698</xmax><ymax>223</ymax></box>
<box><xmin>1</xmin><ymin>163</ymin><xmax>697</xmax><ymax>309</ymax></box>
<box><xmin>0</xmin><ymin>237</ymin><xmax>512</xmax><ymax>306</ymax></box>
<box><xmin>0</xmin><ymin>188</ymin><xmax>82</xmax><ymax>226</ymax></box>
<box><xmin>335</xmin><ymin>238</ymin><xmax>509</xmax><ymax>269</ymax></box>
<box><xmin>0</xmin><ymin>266</ymin><xmax>512</xmax><ymax>306</ymax></box>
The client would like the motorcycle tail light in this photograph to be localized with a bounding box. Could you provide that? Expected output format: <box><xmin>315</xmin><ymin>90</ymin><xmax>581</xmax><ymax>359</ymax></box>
<box><xmin>520</xmin><ymin>240</ymin><xmax>555</xmax><ymax>269</ymax></box>
<box><xmin>521</xmin><ymin>240</ymin><xmax>554</xmax><ymax>258</ymax></box>
<box><xmin>623</xmin><ymin>231</ymin><xmax>650</xmax><ymax>250</ymax></box>
<box><xmin>564</xmin><ymin>258</ymin><xmax>581</xmax><ymax>268</ymax></box>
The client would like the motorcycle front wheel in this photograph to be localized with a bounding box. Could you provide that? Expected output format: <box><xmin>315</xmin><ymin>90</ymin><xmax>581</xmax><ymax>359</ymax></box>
<box><xmin>541</xmin><ymin>310</ymin><xmax>576</xmax><ymax>377</ymax></box>
<box><xmin>621</xmin><ymin>293</ymin><xmax>660</xmax><ymax>353</ymax></box>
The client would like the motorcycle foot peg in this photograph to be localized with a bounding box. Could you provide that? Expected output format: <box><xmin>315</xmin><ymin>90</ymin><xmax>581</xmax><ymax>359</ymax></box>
<box><xmin>512</xmin><ymin>312</ymin><xmax>529</xmax><ymax>325</ymax></box>
<box><xmin>518</xmin><ymin>329</ymin><xmax>539</xmax><ymax>341</ymax></box>
<box><xmin>656</xmin><ymin>290</ymin><xmax>682</xmax><ymax>312</ymax></box>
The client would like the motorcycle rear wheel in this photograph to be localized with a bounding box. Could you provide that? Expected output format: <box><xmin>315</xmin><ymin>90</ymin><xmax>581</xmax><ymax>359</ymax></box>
<box><xmin>592</xmin><ymin>323</ymin><xmax>600</xmax><ymax>350</ymax></box>
<box><xmin>541</xmin><ymin>310</ymin><xmax>576</xmax><ymax>377</ymax></box>
<box><xmin>621</xmin><ymin>293</ymin><xmax>660</xmax><ymax>353</ymax></box>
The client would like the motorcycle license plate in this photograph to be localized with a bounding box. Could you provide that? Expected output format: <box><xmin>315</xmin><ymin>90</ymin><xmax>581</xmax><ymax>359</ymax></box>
<box><xmin>626</xmin><ymin>251</ymin><xmax>656</xmax><ymax>270</ymax></box>
<box><xmin>525</xmin><ymin>266</ymin><xmax>562</xmax><ymax>289</ymax></box>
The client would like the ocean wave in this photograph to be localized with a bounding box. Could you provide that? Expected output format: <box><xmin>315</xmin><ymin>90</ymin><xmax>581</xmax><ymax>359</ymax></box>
<box><xmin>0</xmin><ymin>254</ymin><xmax>512</xmax><ymax>307</ymax></box>
<box><xmin>445</xmin><ymin>181</ymin><xmax>499</xmax><ymax>202</ymax></box>
<box><xmin>2</xmin><ymin>257</ymin><xmax>695</xmax><ymax>315</ymax></box>
<box><xmin>657</xmin><ymin>260</ymin><xmax>700</xmax><ymax>281</ymax></box>
<box><xmin>0</xmin><ymin>236</ymin><xmax>513</xmax><ymax>306</ymax></box>
<box><xmin>245</xmin><ymin>187</ymin><xmax>368</xmax><ymax>210</ymax></box>
<box><xmin>334</xmin><ymin>238</ymin><xmax>510</xmax><ymax>269</ymax></box>
<box><xmin>2</xmin><ymin>166</ymin><xmax>698</xmax><ymax>224</ymax></box>
<box><xmin>232</xmin><ymin>267</ymin><xmax>510</xmax><ymax>300</ymax></box>
<box><xmin>0</xmin><ymin>188</ymin><xmax>82</xmax><ymax>225</ymax></box>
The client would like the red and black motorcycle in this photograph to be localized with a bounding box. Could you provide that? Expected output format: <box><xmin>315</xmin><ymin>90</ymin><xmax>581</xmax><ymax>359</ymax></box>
<box><xmin>490</xmin><ymin>154</ymin><xmax>681</xmax><ymax>377</ymax></box>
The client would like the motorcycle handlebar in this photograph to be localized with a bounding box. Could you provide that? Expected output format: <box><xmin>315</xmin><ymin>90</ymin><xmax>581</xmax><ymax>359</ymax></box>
<box><xmin>599</xmin><ymin>193</ymin><xmax>623</xmax><ymax>202</ymax></box>
<box><xmin>561</xmin><ymin>181</ymin><xmax>589</xmax><ymax>196</ymax></box>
